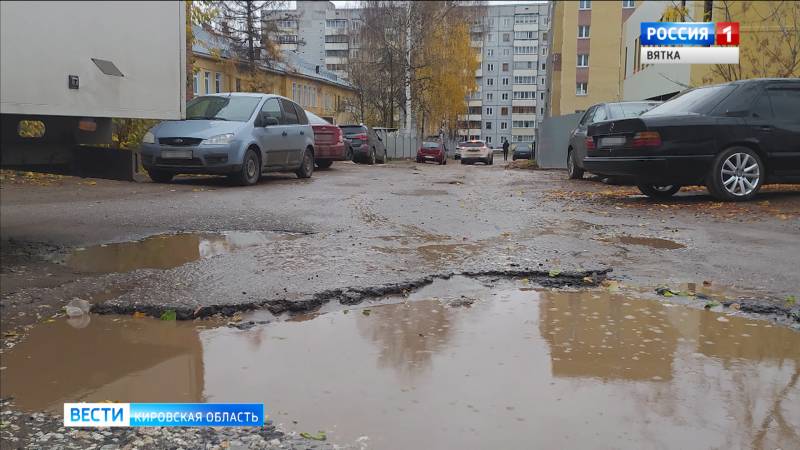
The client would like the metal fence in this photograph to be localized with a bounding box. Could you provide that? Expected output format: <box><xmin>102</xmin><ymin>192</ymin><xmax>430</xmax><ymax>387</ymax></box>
<box><xmin>381</xmin><ymin>132</ymin><xmax>459</xmax><ymax>160</ymax></box>
<box><xmin>535</xmin><ymin>113</ymin><xmax>582</xmax><ymax>169</ymax></box>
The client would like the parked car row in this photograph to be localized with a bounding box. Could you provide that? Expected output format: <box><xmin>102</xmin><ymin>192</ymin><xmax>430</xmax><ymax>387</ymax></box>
<box><xmin>568</xmin><ymin>78</ymin><xmax>800</xmax><ymax>201</ymax></box>
<box><xmin>139</xmin><ymin>93</ymin><xmax>392</xmax><ymax>186</ymax></box>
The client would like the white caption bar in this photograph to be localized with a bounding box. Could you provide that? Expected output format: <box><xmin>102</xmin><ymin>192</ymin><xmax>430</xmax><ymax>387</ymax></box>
<box><xmin>640</xmin><ymin>46</ymin><xmax>739</xmax><ymax>64</ymax></box>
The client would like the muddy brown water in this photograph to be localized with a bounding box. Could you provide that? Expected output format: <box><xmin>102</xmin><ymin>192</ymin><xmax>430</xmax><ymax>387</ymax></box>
<box><xmin>60</xmin><ymin>231</ymin><xmax>293</xmax><ymax>273</ymax></box>
<box><xmin>2</xmin><ymin>277</ymin><xmax>798</xmax><ymax>449</ymax></box>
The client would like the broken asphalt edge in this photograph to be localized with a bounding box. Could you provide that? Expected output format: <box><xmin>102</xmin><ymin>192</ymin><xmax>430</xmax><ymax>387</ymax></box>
<box><xmin>90</xmin><ymin>267</ymin><xmax>614</xmax><ymax>320</ymax></box>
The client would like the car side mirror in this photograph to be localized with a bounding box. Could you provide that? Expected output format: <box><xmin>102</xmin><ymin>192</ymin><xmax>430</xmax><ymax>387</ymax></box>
<box><xmin>261</xmin><ymin>115</ymin><xmax>279</xmax><ymax>127</ymax></box>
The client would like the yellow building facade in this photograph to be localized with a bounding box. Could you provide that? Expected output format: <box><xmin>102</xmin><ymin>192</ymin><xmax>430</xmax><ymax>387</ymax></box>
<box><xmin>546</xmin><ymin>0</ymin><xmax>637</xmax><ymax>116</ymax></box>
<box><xmin>191</xmin><ymin>26</ymin><xmax>356</xmax><ymax>124</ymax></box>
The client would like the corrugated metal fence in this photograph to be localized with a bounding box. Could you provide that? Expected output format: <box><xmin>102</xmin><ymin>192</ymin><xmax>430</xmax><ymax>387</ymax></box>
<box><xmin>382</xmin><ymin>132</ymin><xmax>459</xmax><ymax>160</ymax></box>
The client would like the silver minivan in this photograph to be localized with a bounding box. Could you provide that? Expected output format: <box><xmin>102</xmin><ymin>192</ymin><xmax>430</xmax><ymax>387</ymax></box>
<box><xmin>140</xmin><ymin>93</ymin><xmax>315</xmax><ymax>185</ymax></box>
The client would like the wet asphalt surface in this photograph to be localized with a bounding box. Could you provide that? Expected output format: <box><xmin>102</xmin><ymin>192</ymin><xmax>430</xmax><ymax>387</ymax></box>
<box><xmin>1</xmin><ymin>160</ymin><xmax>799</xmax><ymax>449</ymax></box>
<box><xmin>1</xmin><ymin>159</ymin><xmax>798</xmax><ymax>332</ymax></box>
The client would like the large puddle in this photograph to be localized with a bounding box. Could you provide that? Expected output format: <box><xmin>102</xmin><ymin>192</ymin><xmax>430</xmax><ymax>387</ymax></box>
<box><xmin>2</xmin><ymin>277</ymin><xmax>798</xmax><ymax>449</ymax></box>
<box><xmin>59</xmin><ymin>231</ymin><xmax>294</xmax><ymax>273</ymax></box>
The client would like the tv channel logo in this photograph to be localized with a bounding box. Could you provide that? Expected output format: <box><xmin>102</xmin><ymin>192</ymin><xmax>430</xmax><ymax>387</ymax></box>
<box><xmin>639</xmin><ymin>22</ymin><xmax>740</xmax><ymax>64</ymax></box>
<box><xmin>64</xmin><ymin>403</ymin><xmax>265</xmax><ymax>427</ymax></box>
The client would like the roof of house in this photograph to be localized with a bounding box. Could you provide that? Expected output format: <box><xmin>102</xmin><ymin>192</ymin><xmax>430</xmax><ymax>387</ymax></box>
<box><xmin>192</xmin><ymin>25</ymin><xmax>353</xmax><ymax>91</ymax></box>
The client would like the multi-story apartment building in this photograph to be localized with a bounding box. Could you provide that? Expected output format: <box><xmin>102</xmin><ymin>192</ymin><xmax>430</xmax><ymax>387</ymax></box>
<box><xmin>460</xmin><ymin>3</ymin><xmax>550</xmax><ymax>147</ymax></box>
<box><xmin>544</xmin><ymin>0</ymin><xmax>636</xmax><ymax>117</ymax></box>
<box><xmin>267</xmin><ymin>1</ymin><xmax>361</xmax><ymax>82</ymax></box>
<box><xmin>269</xmin><ymin>1</ymin><xmax>549</xmax><ymax>146</ymax></box>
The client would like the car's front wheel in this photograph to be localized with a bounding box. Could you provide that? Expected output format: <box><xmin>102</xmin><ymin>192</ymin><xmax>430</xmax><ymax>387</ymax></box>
<box><xmin>707</xmin><ymin>147</ymin><xmax>764</xmax><ymax>201</ymax></box>
<box><xmin>637</xmin><ymin>184</ymin><xmax>681</xmax><ymax>198</ymax></box>
<box><xmin>230</xmin><ymin>148</ymin><xmax>261</xmax><ymax>186</ymax></box>
<box><xmin>567</xmin><ymin>149</ymin><xmax>584</xmax><ymax>179</ymax></box>
<box><xmin>147</xmin><ymin>169</ymin><xmax>174</xmax><ymax>183</ymax></box>
<box><xmin>296</xmin><ymin>147</ymin><xmax>314</xmax><ymax>178</ymax></box>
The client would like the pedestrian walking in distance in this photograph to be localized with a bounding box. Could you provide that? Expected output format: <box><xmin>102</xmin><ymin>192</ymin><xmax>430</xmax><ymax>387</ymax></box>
<box><xmin>502</xmin><ymin>140</ymin><xmax>509</xmax><ymax>161</ymax></box>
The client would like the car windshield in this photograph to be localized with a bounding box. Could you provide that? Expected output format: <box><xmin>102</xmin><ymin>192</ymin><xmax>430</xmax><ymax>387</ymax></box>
<box><xmin>461</xmin><ymin>142</ymin><xmax>484</xmax><ymax>148</ymax></box>
<box><xmin>341</xmin><ymin>126</ymin><xmax>367</xmax><ymax>134</ymax></box>
<box><xmin>516</xmin><ymin>144</ymin><xmax>531</xmax><ymax>151</ymax></box>
<box><xmin>642</xmin><ymin>85</ymin><xmax>737</xmax><ymax>117</ymax></box>
<box><xmin>306</xmin><ymin>111</ymin><xmax>330</xmax><ymax>125</ymax></box>
<box><xmin>186</xmin><ymin>96</ymin><xmax>261</xmax><ymax>122</ymax></box>
<box><xmin>422</xmin><ymin>142</ymin><xmax>440</xmax><ymax>149</ymax></box>
<box><xmin>607</xmin><ymin>103</ymin><xmax>660</xmax><ymax>119</ymax></box>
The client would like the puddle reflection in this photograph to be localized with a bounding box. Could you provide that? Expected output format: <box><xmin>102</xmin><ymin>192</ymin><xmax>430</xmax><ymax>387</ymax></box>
<box><xmin>62</xmin><ymin>231</ymin><xmax>291</xmax><ymax>273</ymax></box>
<box><xmin>1</xmin><ymin>278</ymin><xmax>797</xmax><ymax>449</ymax></box>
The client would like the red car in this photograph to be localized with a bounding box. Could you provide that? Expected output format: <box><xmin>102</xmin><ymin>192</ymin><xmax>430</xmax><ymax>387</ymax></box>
<box><xmin>416</xmin><ymin>141</ymin><xmax>447</xmax><ymax>165</ymax></box>
<box><xmin>307</xmin><ymin>111</ymin><xmax>348</xmax><ymax>169</ymax></box>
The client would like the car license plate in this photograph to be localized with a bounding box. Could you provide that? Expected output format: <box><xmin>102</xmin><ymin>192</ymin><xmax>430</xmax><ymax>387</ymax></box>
<box><xmin>161</xmin><ymin>149</ymin><xmax>193</xmax><ymax>159</ymax></box>
<box><xmin>600</xmin><ymin>136</ymin><xmax>626</xmax><ymax>147</ymax></box>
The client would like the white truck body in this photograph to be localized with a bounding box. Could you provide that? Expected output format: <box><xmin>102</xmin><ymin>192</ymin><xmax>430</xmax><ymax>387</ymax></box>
<box><xmin>0</xmin><ymin>1</ymin><xmax>186</xmax><ymax>120</ymax></box>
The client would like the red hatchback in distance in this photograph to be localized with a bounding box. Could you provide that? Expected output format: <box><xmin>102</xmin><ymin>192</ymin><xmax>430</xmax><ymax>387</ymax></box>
<box><xmin>307</xmin><ymin>111</ymin><xmax>348</xmax><ymax>169</ymax></box>
<box><xmin>416</xmin><ymin>141</ymin><xmax>447</xmax><ymax>165</ymax></box>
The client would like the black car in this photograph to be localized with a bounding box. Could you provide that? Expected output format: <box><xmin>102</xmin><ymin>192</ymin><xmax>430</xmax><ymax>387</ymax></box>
<box><xmin>512</xmin><ymin>143</ymin><xmax>534</xmax><ymax>160</ymax></box>
<box><xmin>567</xmin><ymin>101</ymin><xmax>662</xmax><ymax>179</ymax></box>
<box><xmin>340</xmin><ymin>124</ymin><xmax>387</xmax><ymax>165</ymax></box>
<box><xmin>583</xmin><ymin>79</ymin><xmax>800</xmax><ymax>201</ymax></box>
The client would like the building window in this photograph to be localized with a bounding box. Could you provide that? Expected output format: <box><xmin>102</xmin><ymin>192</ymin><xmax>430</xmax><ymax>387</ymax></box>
<box><xmin>578</xmin><ymin>25</ymin><xmax>590</xmax><ymax>38</ymax></box>
<box><xmin>204</xmin><ymin>71</ymin><xmax>210</xmax><ymax>94</ymax></box>
<box><xmin>501</xmin><ymin>107</ymin><xmax>508</xmax><ymax>115</ymax></box>
<box><xmin>512</xmin><ymin>121</ymin><xmax>536</xmax><ymax>128</ymax></box>
<box><xmin>501</xmin><ymin>93</ymin><xmax>508</xmax><ymax>100</ymax></box>
<box><xmin>486</xmin><ymin>136</ymin><xmax>493</xmax><ymax>144</ymax></box>
<box><xmin>513</xmin><ymin>76</ymin><xmax>537</xmax><ymax>84</ymax></box>
<box><xmin>236</xmin><ymin>78</ymin><xmax>241</xmax><ymax>92</ymax></box>
<box><xmin>277</xmin><ymin>19</ymin><xmax>297</xmax><ymax>28</ymax></box>
<box><xmin>540</xmin><ymin>92</ymin><xmax>545</xmax><ymax>100</ymax></box>
<box><xmin>487</xmin><ymin>78</ymin><xmax>494</xmax><ymax>86</ymax></box>
<box><xmin>486</xmin><ymin>107</ymin><xmax>493</xmax><ymax>115</ymax></box>
<box><xmin>326</xmin><ymin>50</ymin><xmax>349</xmax><ymax>57</ymax></box>
<box><xmin>579</xmin><ymin>0</ymin><xmax>591</xmax><ymax>10</ymax></box>
<box><xmin>193</xmin><ymin>72</ymin><xmax>198</xmax><ymax>96</ymax></box>
<box><xmin>514</xmin><ymin>31</ymin><xmax>536</xmax><ymax>40</ymax></box>
<box><xmin>215</xmin><ymin>73</ymin><xmax>222</xmax><ymax>93</ymax></box>
<box><xmin>292</xmin><ymin>82</ymin><xmax>297</xmax><ymax>101</ymax></box>
<box><xmin>513</xmin><ymin>91</ymin><xmax>536</xmax><ymax>99</ymax></box>
<box><xmin>487</xmin><ymin>49</ymin><xmax>494</xmax><ymax>57</ymax></box>
<box><xmin>502</xmin><ymin>77</ymin><xmax>509</xmax><ymax>85</ymax></box>
<box><xmin>514</xmin><ymin>61</ymin><xmax>535</xmax><ymax>69</ymax></box>
<box><xmin>512</xmin><ymin>106</ymin><xmax>536</xmax><ymax>114</ymax></box>
<box><xmin>503</xmin><ymin>48</ymin><xmax>510</xmax><ymax>56</ymax></box>
<box><xmin>485</xmin><ymin>121</ymin><xmax>492</xmax><ymax>130</ymax></box>
<box><xmin>502</xmin><ymin>33</ymin><xmax>510</xmax><ymax>42</ymax></box>
<box><xmin>279</xmin><ymin>35</ymin><xmax>298</xmax><ymax>44</ymax></box>
<box><xmin>540</xmin><ymin>107</ymin><xmax>544</xmax><ymax>114</ymax></box>
<box><xmin>500</xmin><ymin>122</ymin><xmax>508</xmax><ymax>129</ymax></box>
<box><xmin>326</xmin><ymin>19</ymin><xmax>347</xmax><ymax>28</ymax></box>
<box><xmin>325</xmin><ymin>34</ymin><xmax>349</xmax><ymax>43</ymax></box>
<box><xmin>514</xmin><ymin>14</ymin><xmax>537</xmax><ymax>25</ymax></box>
<box><xmin>540</xmin><ymin>77</ymin><xmax>545</xmax><ymax>85</ymax></box>
<box><xmin>502</xmin><ymin>63</ymin><xmax>509</xmax><ymax>71</ymax></box>
<box><xmin>514</xmin><ymin>46</ymin><xmax>537</xmax><ymax>55</ymax></box>
<box><xmin>577</xmin><ymin>54</ymin><xmax>589</xmax><ymax>67</ymax></box>
<box><xmin>541</xmin><ymin>63</ymin><xmax>546</xmax><ymax>70</ymax></box>
<box><xmin>487</xmin><ymin>63</ymin><xmax>494</xmax><ymax>71</ymax></box>
<box><xmin>576</xmin><ymin>82</ymin><xmax>588</xmax><ymax>96</ymax></box>
<box><xmin>504</xmin><ymin>18</ymin><xmax>511</xmax><ymax>27</ymax></box>
<box><xmin>486</xmin><ymin>93</ymin><xmax>494</xmax><ymax>100</ymax></box>
<box><xmin>623</xmin><ymin>0</ymin><xmax>635</xmax><ymax>8</ymax></box>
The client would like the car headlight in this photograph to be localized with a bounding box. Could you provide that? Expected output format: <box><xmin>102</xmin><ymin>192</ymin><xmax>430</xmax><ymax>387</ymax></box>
<box><xmin>204</xmin><ymin>133</ymin><xmax>234</xmax><ymax>145</ymax></box>
<box><xmin>142</xmin><ymin>131</ymin><xmax>155</xmax><ymax>144</ymax></box>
